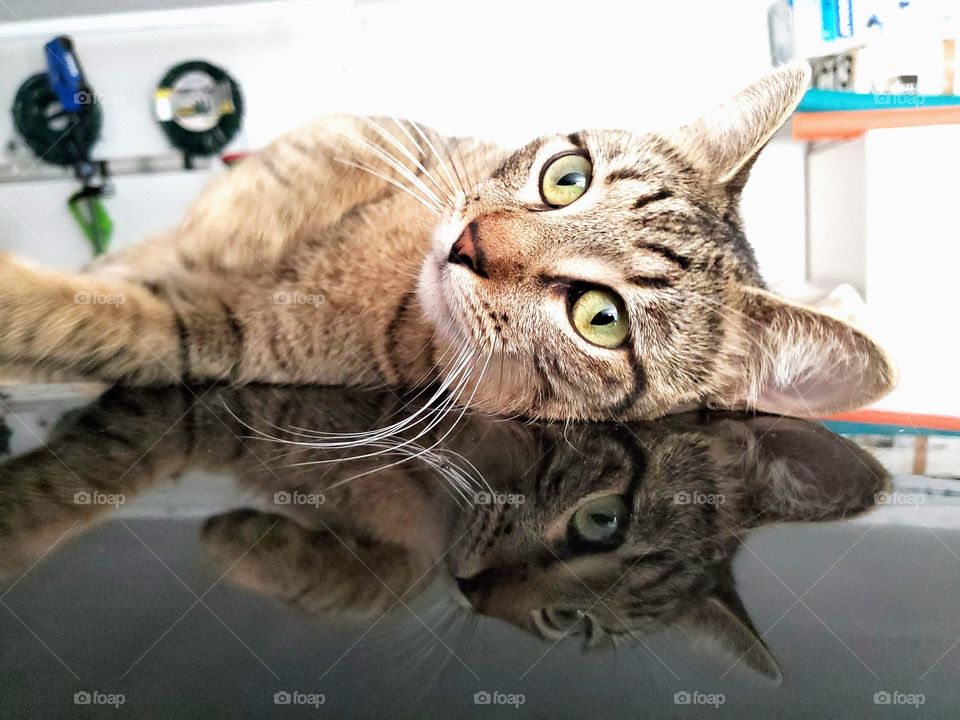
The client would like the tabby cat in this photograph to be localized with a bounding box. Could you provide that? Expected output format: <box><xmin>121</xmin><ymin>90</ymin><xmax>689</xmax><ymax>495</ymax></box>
<box><xmin>0</xmin><ymin>62</ymin><xmax>894</xmax><ymax>420</ymax></box>
<box><xmin>0</xmin><ymin>386</ymin><xmax>888</xmax><ymax>680</ymax></box>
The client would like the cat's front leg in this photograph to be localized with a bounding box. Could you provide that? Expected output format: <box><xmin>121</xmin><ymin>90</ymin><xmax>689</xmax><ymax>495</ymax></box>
<box><xmin>201</xmin><ymin>508</ymin><xmax>432</xmax><ymax>614</ymax></box>
<box><xmin>0</xmin><ymin>253</ymin><xmax>247</xmax><ymax>385</ymax></box>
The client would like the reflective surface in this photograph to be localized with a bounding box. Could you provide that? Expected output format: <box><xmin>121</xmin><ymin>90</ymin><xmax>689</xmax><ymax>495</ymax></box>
<box><xmin>1</xmin><ymin>385</ymin><xmax>958</xmax><ymax>718</ymax></box>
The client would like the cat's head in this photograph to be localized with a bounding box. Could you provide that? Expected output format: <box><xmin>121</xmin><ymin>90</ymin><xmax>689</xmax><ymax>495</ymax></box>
<box><xmin>448</xmin><ymin>415</ymin><xmax>888</xmax><ymax>680</ymax></box>
<box><xmin>418</xmin><ymin>62</ymin><xmax>895</xmax><ymax>420</ymax></box>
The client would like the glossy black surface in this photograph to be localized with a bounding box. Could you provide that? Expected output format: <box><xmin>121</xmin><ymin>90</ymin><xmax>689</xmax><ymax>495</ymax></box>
<box><xmin>0</xmin><ymin>384</ymin><xmax>958</xmax><ymax>719</ymax></box>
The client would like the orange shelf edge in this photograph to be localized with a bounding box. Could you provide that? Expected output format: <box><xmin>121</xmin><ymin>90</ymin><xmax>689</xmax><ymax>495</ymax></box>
<box><xmin>792</xmin><ymin>106</ymin><xmax>960</xmax><ymax>141</ymax></box>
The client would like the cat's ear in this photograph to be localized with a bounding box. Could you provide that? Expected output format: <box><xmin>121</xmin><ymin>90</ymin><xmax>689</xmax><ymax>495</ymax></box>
<box><xmin>728</xmin><ymin>415</ymin><xmax>890</xmax><ymax>523</ymax></box>
<box><xmin>715</xmin><ymin>286</ymin><xmax>896</xmax><ymax>416</ymax></box>
<box><xmin>682</xmin><ymin>570</ymin><xmax>782</xmax><ymax>682</ymax></box>
<box><xmin>670</xmin><ymin>61</ymin><xmax>810</xmax><ymax>189</ymax></box>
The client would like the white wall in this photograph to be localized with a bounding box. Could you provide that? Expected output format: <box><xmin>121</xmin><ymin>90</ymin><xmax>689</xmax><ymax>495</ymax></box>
<box><xmin>802</xmin><ymin>125</ymin><xmax>960</xmax><ymax>416</ymax></box>
<box><xmin>807</xmin><ymin>138</ymin><xmax>866</xmax><ymax>294</ymax></box>
<box><xmin>863</xmin><ymin>125</ymin><xmax>960</xmax><ymax>416</ymax></box>
<box><xmin>0</xmin><ymin>0</ymin><xmax>803</xmax><ymax>281</ymax></box>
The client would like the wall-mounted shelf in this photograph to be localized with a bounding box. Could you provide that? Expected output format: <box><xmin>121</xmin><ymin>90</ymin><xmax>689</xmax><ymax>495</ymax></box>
<box><xmin>793</xmin><ymin>106</ymin><xmax>960</xmax><ymax>141</ymax></box>
<box><xmin>0</xmin><ymin>153</ymin><xmax>215</xmax><ymax>185</ymax></box>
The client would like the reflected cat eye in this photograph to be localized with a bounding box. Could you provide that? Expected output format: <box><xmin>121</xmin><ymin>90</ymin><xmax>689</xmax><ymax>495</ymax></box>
<box><xmin>535</xmin><ymin>608</ymin><xmax>590</xmax><ymax>636</ymax></box>
<box><xmin>568</xmin><ymin>494</ymin><xmax>629</xmax><ymax>549</ymax></box>
<box><xmin>539</xmin><ymin>151</ymin><xmax>592</xmax><ymax>207</ymax></box>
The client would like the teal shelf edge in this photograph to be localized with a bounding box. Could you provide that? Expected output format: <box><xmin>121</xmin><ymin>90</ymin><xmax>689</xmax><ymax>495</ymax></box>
<box><xmin>798</xmin><ymin>88</ymin><xmax>960</xmax><ymax>113</ymax></box>
<box><xmin>824</xmin><ymin>420</ymin><xmax>960</xmax><ymax>438</ymax></box>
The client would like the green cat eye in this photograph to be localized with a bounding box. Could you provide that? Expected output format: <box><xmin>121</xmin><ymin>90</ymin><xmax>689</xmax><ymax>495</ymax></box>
<box><xmin>542</xmin><ymin>608</ymin><xmax>588</xmax><ymax>633</ymax></box>
<box><xmin>571</xmin><ymin>494</ymin><xmax>628</xmax><ymax>545</ymax></box>
<box><xmin>570</xmin><ymin>288</ymin><xmax>629</xmax><ymax>348</ymax></box>
<box><xmin>539</xmin><ymin>152</ymin><xmax>592</xmax><ymax>207</ymax></box>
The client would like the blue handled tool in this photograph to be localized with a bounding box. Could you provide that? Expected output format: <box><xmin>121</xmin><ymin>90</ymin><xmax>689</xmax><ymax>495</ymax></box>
<box><xmin>41</xmin><ymin>36</ymin><xmax>114</xmax><ymax>255</ymax></box>
<box><xmin>44</xmin><ymin>36</ymin><xmax>90</xmax><ymax>113</ymax></box>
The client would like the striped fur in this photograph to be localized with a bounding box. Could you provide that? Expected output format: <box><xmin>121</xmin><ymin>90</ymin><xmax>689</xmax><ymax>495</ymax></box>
<box><xmin>0</xmin><ymin>64</ymin><xmax>894</xmax><ymax>420</ymax></box>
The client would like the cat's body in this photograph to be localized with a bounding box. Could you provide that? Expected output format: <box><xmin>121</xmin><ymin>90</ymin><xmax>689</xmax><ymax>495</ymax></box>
<box><xmin>0</xmin><ymin>63</ymin><xmax>895</xmax><ymax>420</ymax></box>
<box><xmin>1</xmin><ymin>117</ymin><xmax>487</xmax><ymax>389</ymax></box>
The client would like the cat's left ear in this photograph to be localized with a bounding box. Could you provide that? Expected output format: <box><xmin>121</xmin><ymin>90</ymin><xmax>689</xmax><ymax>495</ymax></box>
<box><xmin>670</xmin><ymin>61</ymin><xmax>810</xmax><ymax>190</ymax></box>
<box><xmin>716</xmin><ymin>287</ymin><xmax>897</xmax><ymax>416</ymax></box>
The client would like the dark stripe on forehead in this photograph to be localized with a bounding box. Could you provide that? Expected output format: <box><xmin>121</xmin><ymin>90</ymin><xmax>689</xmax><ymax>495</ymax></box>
<box><xmin>648</xmin><ymin>135</ymin><xmax>698</xmax><ymax>177</ymax></box>
<box><xmin>625</xmin><ymin>560</ymin><xmax>688</xmax><ymax>600</ymax></box>
<box><xmin>605</xmin><ymin>168</ymin><xmax>647</xmax><ymax>183</ymax></box>
<box><xmin>567</xmin><ymin>132</ymin><xmax>586</xmax><ymax>149</ymax></box>
<box><xmin>635</xmin><ymin>242</ymin><xmax>692</xmax><ymax>270</ymax></box>
<box><xmin>628</xmin><ymin>275</ymin><xmax>673</xmax><ymax>289</ymax></box>
<box><xmin>633</xmin><ymin>188</ymin><xmax>673</xmax><ymax>208</ymax></box>
<box><xmin>620</xmin><ymin>550</ymin><xmax>670</xmax><ymax>567</ymax></box>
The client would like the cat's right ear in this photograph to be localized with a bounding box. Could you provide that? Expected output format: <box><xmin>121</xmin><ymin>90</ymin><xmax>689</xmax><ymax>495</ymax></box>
<box><xmin>713</xmin><ymin>287</ymin><xmax>897</xmax><ymax>417</ymax></box>
<box><xmin>668</xmin><ymin>61</ymin><xmax>810</xmax><ymax>190</ymax></box>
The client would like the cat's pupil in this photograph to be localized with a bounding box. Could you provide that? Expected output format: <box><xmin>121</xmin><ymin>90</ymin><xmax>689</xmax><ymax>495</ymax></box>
<box><xmin>590</xmin><ymin>512</ymin><xmax>617</xmax><ymax>527</ymax></box>
<box><xmin>557</xmin><ymin>172</ymin><xmax>586</xmax><ymax>188</ymax></box>
<box><xmin>590</xmin><ymin>309</ymin><xmax>616</xmax><ymax>326</ymax></box>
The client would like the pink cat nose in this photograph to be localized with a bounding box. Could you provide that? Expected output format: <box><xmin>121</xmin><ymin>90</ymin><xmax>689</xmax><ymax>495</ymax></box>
<box><xmin>448</xmin><ymin>221</ymin><xmax>487</xmax><ymax>277</ymax></box>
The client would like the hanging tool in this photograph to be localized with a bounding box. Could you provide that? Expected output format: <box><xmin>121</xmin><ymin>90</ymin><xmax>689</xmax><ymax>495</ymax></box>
<box><xmin>154</xmin><ymin>60</ymin><xmax>244</xmax><ymax>163</ymax></box>
<box><xmin>34</xmin><ymin>36</ymin><xmax>114</xmax><ymax>255</ymax></box>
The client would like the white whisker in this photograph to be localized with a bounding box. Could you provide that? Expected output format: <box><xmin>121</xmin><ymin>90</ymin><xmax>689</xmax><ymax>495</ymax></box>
<box><xmin>334</xmin><ymin>158</ymin><xmax>440</xmax><ymax>215</ymax></box>
<box><xmin>333</xmin><ymin>129</ymin><xmax>447</xmax><ymax>209</ymax></box>
<box><xmin>362</xmin><ymin>118</ymin><xmax>456</xmax><ymax>209</ymax></box>
<box><xmin>410</xmin><ymin>121</ymin><xmax>466</xmax><ymax>202</ymax></box>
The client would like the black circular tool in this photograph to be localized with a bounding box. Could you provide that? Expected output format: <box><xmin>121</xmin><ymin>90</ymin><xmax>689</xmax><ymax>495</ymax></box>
<box><xmin>11</xmin><ymin>72</ymin><xmax>102</xmax><ymax>167</ymax></box>
<box><xmin>154</xmin><ymin>60</ymin><xmax>243</xmax><ymax>157</ymax></box>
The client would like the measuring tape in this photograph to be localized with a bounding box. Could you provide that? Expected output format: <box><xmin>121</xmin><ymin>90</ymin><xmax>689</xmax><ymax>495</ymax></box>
<box><xmin>154</xmin><ymin>60</ymin><xmax>244</xmax><ymax>157</ymax></box>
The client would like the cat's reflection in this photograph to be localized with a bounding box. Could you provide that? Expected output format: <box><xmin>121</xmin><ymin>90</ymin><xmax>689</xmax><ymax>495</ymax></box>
<box><xmin>0</xmin><ymin>385</ymin><xmax>889</xmax><ymax>681</ymax></box>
